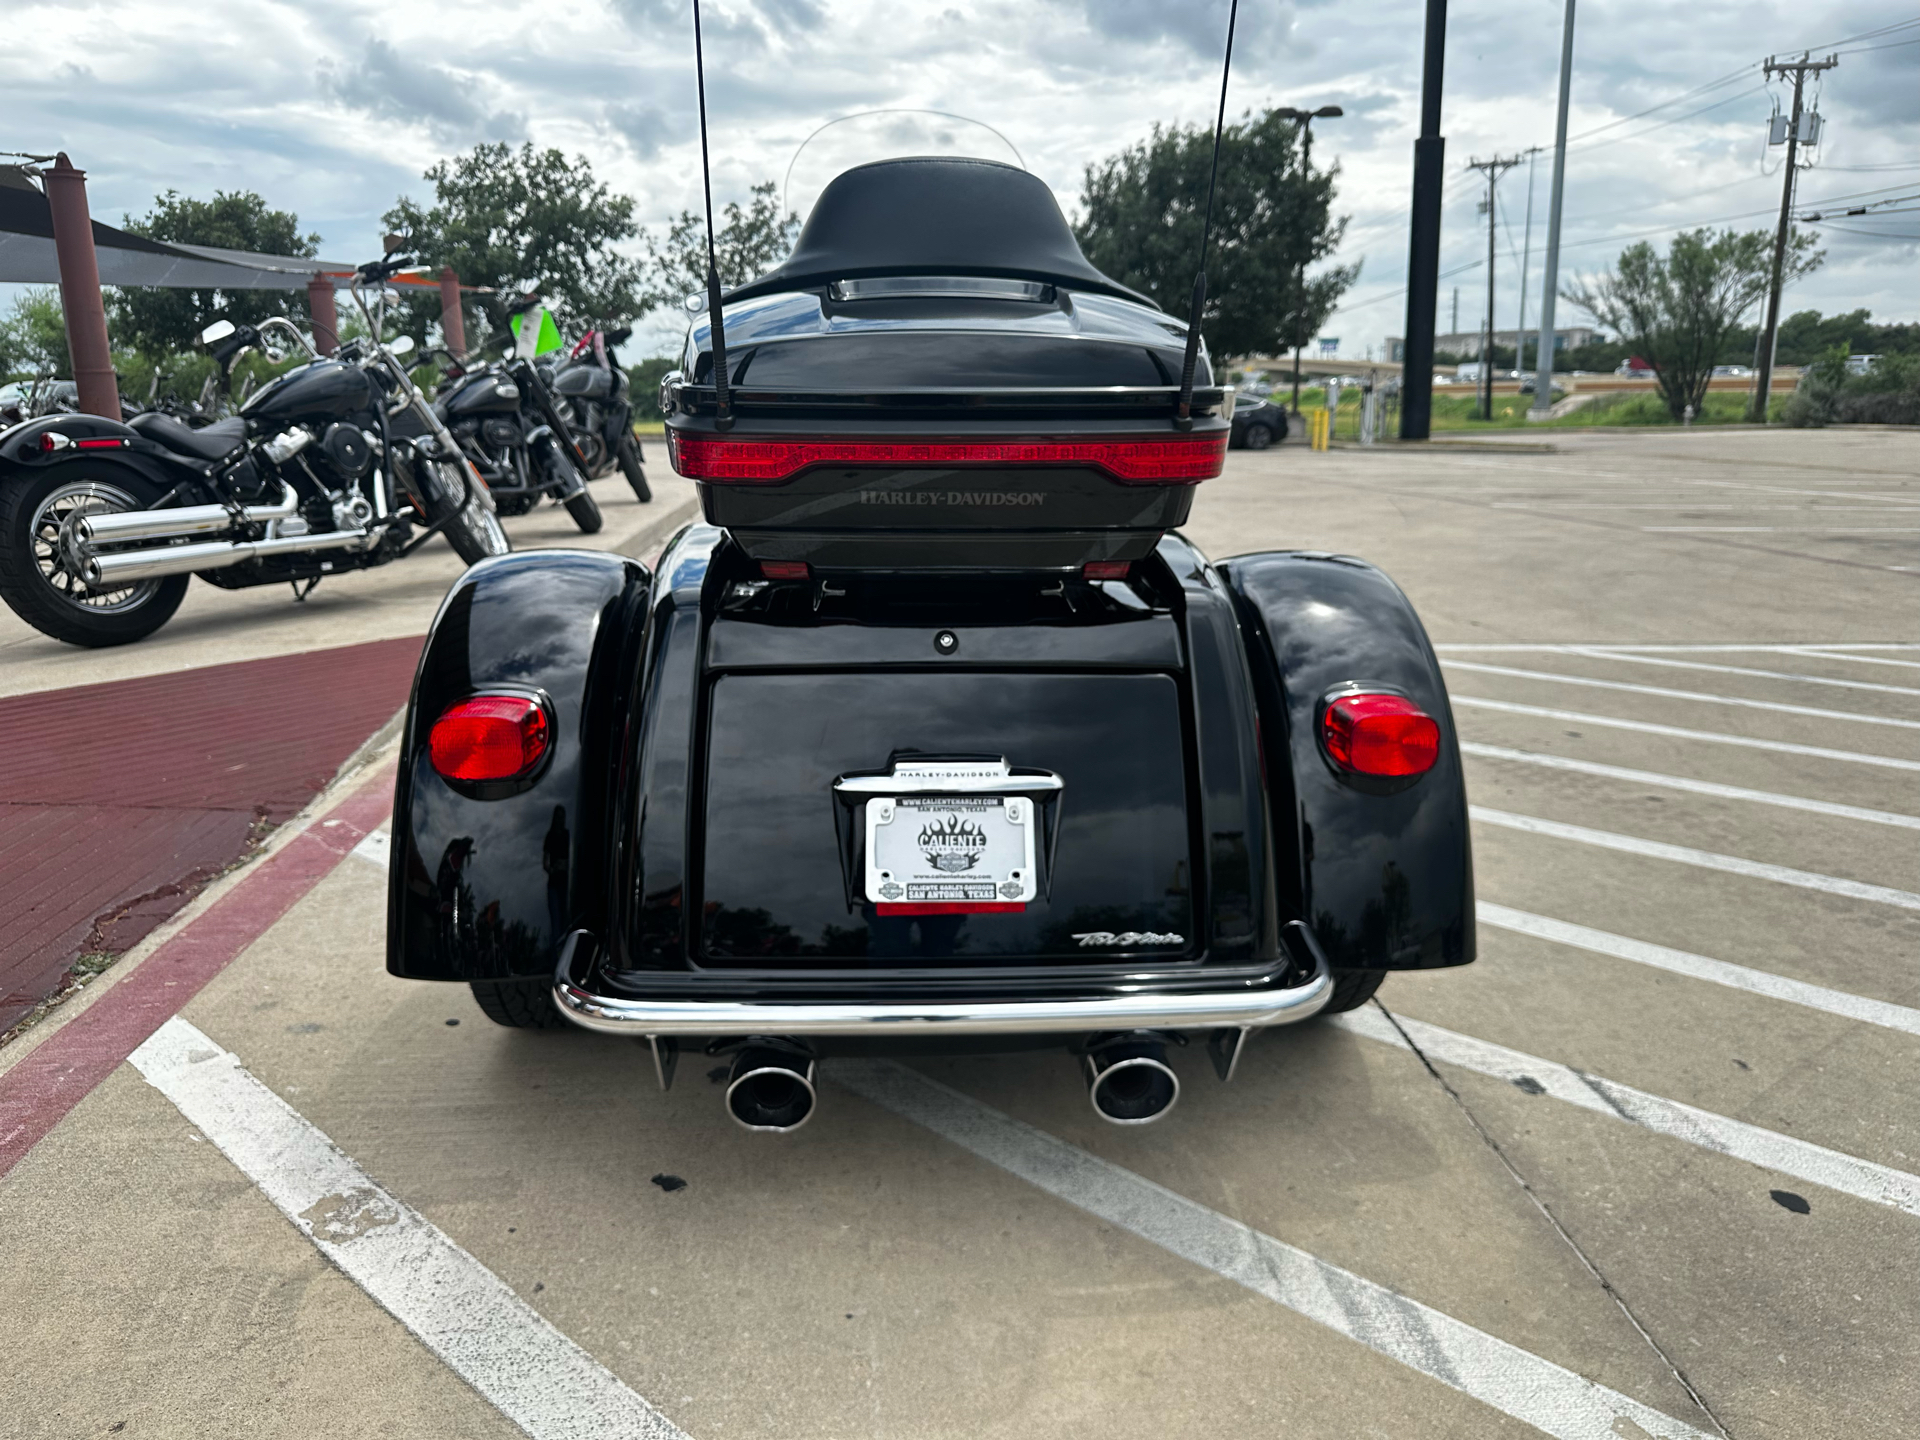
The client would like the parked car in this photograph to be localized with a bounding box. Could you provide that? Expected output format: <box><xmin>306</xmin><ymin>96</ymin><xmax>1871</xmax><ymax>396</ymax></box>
<box><xmin>1230</xmin><ymin>391</ymin><xmax>1288</xmax><ymax>448</ymax></box>
<box><xmin>385</xmin><ymin>158</ymin><xmax>1474</xmax><ymax>1131</ymax></box>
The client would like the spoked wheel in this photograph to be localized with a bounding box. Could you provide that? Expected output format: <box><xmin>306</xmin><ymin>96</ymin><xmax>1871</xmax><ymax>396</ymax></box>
<box><xmin>0</xmin><ymin>466</ymin><xmax>188</xmax><ymax>646</ymax></box>
<box><xmin>423</xmin><ymin>460</ymin><xmax>511</xmax><ymax>565</ymax></box>
<box><xmin>618</xmin><ymin>432</ymin><xmax>651</xmax><ymax>503</ymax></box>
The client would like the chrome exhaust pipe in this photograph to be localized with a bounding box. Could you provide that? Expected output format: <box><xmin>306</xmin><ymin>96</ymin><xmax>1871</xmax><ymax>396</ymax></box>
<box><xmin>76</xmin><ymin>484</ymin><xmax>299</xmax><ymax>546</ymax></box>
<box><xmin>1083</xmin><ymin>1036</ymin><xmax>1180</xmax><ymax>1125</ymax></box>
<box><xmin>82</xmin><ymin>527</ymin><xmax>370</xmax><ymax>587</ymax></box>
<box><xmin>724</xmin><ymin>1044</ymin><xmax>818</xmax><ymax>1133</ymax></box>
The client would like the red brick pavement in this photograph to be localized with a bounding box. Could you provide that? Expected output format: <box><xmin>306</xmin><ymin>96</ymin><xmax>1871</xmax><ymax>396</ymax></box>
<box><xmin>0</xmin><ymin>638</ymin><xmax>422</xmax><ymax>1031</ymax></box>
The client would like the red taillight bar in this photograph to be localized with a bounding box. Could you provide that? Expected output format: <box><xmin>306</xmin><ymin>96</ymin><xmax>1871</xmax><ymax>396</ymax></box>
<box><xmin>668</xmin><ymin>433</ymin><xmax>1227</xmax><ymax>485</ymax></box>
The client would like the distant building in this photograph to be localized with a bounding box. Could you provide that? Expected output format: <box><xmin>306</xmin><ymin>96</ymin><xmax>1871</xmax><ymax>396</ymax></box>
<box><xmin>1387</xmin><ymin>327</ymin><xmax>1598</xmax><ymax>363</ymax></box>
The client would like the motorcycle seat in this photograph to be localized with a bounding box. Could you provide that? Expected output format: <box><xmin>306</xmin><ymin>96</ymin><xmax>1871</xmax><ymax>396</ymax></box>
<box><xmin>130</xmin><ymin>411</ymin><xmax>247</xmax><ymax>462</ymax></box>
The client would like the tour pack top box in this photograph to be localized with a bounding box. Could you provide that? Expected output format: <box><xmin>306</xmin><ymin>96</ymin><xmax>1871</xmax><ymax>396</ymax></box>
<box><xmin>658</xmin><ymin>158</ymin><xmax>1234</xmax><ymax>571</ymax></box>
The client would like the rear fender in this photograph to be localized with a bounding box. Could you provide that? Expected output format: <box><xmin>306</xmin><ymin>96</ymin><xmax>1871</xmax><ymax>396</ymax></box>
<box><xmin>0</xmin><ymin>414</ymin><xmax>185</xmax><ymax>491</ymax></box>
<box><xmin>1218</xmin><ymin>551</ymin><xmax>1473</xmax><ymax>971</ymax></box>
<box><xmin>386</xmin><ymin>548</ymin><xmax>652</xmax><ymax>980</ymax></box>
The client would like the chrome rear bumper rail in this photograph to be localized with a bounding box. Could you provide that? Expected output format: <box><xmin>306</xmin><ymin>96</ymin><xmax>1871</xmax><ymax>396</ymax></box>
<box><xmin>552</xmin><ymin>934</ymin><xmax>1333</xmax><ymax>1037</ymax></box>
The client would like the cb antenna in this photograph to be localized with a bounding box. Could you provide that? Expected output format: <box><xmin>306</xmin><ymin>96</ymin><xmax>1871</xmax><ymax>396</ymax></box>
<box><xmin>692</xmin><ymin>0</ymin><xmax>732</xmax><ymax>431</ymax></box>
<box><xmin>1174</xmin><ymin>0</ymin><xmax>1240</xmax><ymax>431</ymax></box>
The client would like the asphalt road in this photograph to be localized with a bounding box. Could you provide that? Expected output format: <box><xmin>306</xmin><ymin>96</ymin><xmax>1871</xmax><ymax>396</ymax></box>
<box><xmin>2</xmin><ymin>427</ymin><xmax>1916</xmax><ymax>1439</ymax></box>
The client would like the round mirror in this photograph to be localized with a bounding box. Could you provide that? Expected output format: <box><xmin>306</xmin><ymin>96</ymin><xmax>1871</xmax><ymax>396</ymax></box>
<box><xmin>200</xmin><ymin>319</ymin><xmax>236</xmax><ymax>346</ymax></box>
<box><xmin>386</xmin><ymin>334</ymin><xmax>416</xmax><ymax>359</ymax></box>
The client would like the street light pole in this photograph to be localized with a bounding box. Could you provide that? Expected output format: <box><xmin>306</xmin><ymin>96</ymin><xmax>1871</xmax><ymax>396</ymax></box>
<box><xmin>1529</xmin><ymin>0</ymin><xmax>1576</xmax><ymax>417</ymax></box>
<box><xmin>1398</xmin><ymin>0</ymin><xmax>1448</xmax><ymax>440</ymax></box>
<box><xmin>1277</xmin><ymin>104</ymin><xmax>1342</xmax><ymax>416</ymax></box>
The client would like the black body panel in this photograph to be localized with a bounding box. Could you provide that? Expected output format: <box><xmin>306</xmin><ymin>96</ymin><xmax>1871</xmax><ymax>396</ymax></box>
<box><xmin>387</xmin><ymin>549</ymin><xmax>651</xmax><ymax>980</ymax></box>
<box><xmin>698</xmin><ymin>671</ymin><xmax>1193</xmax><ymax>964</ymax></box>
<box><xmin>240</xmin><ymin>359</ymin><xmax>375</xmax><ymax>428</ymax></box>
<box><xmin>1218</xmin><ymin>551</ymin><xmax>1475</xmax><ymax>971</ymax></box>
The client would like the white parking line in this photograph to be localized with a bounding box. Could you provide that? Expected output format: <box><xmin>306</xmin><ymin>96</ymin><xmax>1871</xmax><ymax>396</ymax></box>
<box><xmin>832</xmin><ymin>1060</ymin><xmax>1716</xmax><ymax>1440</ymax></box>
<box><xmin>1442</xmin><ymin>660</ymin><xmax>1920</xmax><ymax>731</ymax></box>
<box><xmin>1435</xmin><ymin>644</ymin><xmax>1920</xmax><ymax>654</ymax></box>
<box><xmin>1477</xmin><ymin>903</ymin><xmax>1920</xmax><ymax>1038</ymax></box>
<box><xmin>1451</xmin><ymin>696</ymin><xmax>1920</xmax><ymax>773</ymax></box>
<box><xmin>1643</xmin><ymin>526</ymin><xmax>1920</xmax><ymax>534</ymax></box>
<box><xmin>1335</xmin><ymin>1007</ymin><xmax>1920</xmax><ymax>1219</ymax></box>
<box><xmin>1471</xmin><ymin>807</ymin><xmax>1920</xmax><ymax>913</ymax></box>
<box><xmin>1555</xmin><ymin>649</ymin><xmax>1920</xmax><ymax>699</ymax></box>
<box><xmin>1793</xmin><ymin>649</ymin><xmax>1920</xmax><ymax>672</ymax></box>
<box><xmin>350</xmin><ymin>829</ymin><xmax>390</xmax><ymax>868</ymax></box>
<box><xmin>130</xmin><ymin>1018</ymin><xmax>686</xmax><ymax>1440</ymax></box>
<box><xmin>1458</xmin><ymin>742</ymin><xmax>1920</xmax><ymax>830</ymax></box>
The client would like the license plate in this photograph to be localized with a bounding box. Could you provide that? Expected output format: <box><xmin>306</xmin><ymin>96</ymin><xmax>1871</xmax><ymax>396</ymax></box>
<box><xmin>864</xmin><ymin>795</ymin><xmax>1037</xmax><ymax>912</ymax></box>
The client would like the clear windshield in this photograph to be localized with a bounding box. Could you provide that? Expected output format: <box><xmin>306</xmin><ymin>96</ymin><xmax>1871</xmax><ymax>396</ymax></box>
<box><xmin>782</xmin><ymin>110</ymin><xmax>1027</xmax><ymax>224</ymax></box>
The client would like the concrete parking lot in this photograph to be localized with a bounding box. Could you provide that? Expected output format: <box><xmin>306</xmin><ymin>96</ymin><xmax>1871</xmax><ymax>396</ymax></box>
<box><xmin>2</xmin><ymin>427</ymin><xmax>1915</xmax><ymax>1438</ymax></box>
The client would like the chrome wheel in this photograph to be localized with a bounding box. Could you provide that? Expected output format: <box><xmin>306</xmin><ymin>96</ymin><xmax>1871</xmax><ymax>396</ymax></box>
<box><xmin>29</xmin><ymin>478</ymin><xmax>161</xmax><ymax>615</ymax></box>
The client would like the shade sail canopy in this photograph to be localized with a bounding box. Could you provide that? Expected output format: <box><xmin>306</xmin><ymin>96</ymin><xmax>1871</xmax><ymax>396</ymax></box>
<box><xmin>0</xmin><ymin>169</ymin><xmax>352</xmax><ymax>289</ymax></box>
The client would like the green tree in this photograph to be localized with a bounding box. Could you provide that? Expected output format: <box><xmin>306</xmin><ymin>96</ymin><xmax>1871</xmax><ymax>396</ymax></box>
<box><xmin>109</xmin><ymin>191</ymin><xmax>320</xmax><ymax>358</ymax></box>
<box><xmin>642</xmin><ymin>181</ymin><xmax>800</xmax><ymax>309</ymax></box>
<box><xmin>383</xmin><ymin>142</ymin><xmax>647</xmax><ymax>349</ymax></box>
<box><xmin>1562</xmin><ymin>227</ymin><xmax>1822</xmax><ymax>421</ymax></box>
<box><xmin>0</xmin><ymin>287</ymin><xmax>71</xmax><ymax>380</ymax></box>
<box><xmin>1072</xmin><ymin>108</ymin><xmax>1357</xmax><ymax>361</ymax></box>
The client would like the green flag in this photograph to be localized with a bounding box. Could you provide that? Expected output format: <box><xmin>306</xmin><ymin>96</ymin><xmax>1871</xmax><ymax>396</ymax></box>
<box><xmin>510</xmin><ymin>307</ymin><xmax>564</xmax><ymax>358</ymax></box>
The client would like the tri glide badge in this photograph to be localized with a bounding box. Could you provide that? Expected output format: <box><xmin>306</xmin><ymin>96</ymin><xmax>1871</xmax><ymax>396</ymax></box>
<box><xmin>865</xmin><ymin>794</ymin><xmax>1037</xmax><ymax>913</ymax></box>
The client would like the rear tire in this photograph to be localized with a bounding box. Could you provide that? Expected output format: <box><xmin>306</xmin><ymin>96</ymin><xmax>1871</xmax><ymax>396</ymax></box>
<box><xmin>1245</xmin><ymin>422</ymin><xmax>1274</xmax><ymax>450</ymax></box>
<box><xmin>469</xmin><ymin>978</ymin><xmax>569</xmax><ymax>1030</ymax></box>
<box><xmin>424</xmin><ymin>460</ymin><xmax>511</xmax><ymax>565</ymax></box>
<box><xmin>618</xmin><ymin>433</ymin><xmax>651</xmax><ymax>503</ymax></box>
<box><xmin>1320</xmin><ymin>969</ymin><xmax>1386</xmax><ymax>1014</ymax></box>
<box><xmin>0</xmin><ymin>464</ymin><xmax>190</xmax><ymax>647</ymax></box>
<box><xmin>563</xmin><ymin>485</ymin><xmax>604</xmax><ymax>534</ymax></box>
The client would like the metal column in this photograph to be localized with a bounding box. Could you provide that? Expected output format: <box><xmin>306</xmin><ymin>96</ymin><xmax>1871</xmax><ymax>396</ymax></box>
<box><xmin>1398</xmin><ymin>0</ymin><xmax>1448</xmax><ymax>440</ymax></box>
<box><xmin>307</xmin><ymin>275</ymin><xmax>340</xmax><ymax>356</ymax></box>
<box><xmin>1529</xmin><ymin>0</ymin><xmax>1576</xmax><ymax>416</ymax></box>
<box><xmin>41</xmin><ymin>153</ymin><xmax>120</xmax><ymax>420</ymax></box>
<box><xmin>439</xmin><ymin>268</ymin><xmax>468</xmax><ymax>361</ymax></box>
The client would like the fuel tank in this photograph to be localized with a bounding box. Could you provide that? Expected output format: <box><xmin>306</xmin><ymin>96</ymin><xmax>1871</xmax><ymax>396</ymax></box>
<box><xmin>442</xmin><ymin>371</ymin><xmax>522</xmax><ymax>418</ymax></box>
<box><xmin>241</xmin><ymin>358</ymin><xmax>375</xmax><ymax>428</ymax></box>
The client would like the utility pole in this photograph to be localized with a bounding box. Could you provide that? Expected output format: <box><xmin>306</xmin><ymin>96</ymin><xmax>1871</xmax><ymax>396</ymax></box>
<box><xmin>1277</xmin><ymin>104</ymin><xmax>1344</xmax><ymax>416</ymax></box>
<box><xmin>1516</xmin><ymin>146</ymin><xmax>1540</xmax><ymax>374</ymax></box>
<box><xmin>1398</xmin><ymin>0</ymin><xmax>1448</xmax><ymax>440</ymax></box>
<box><xmin>1451</xmin><ymin>287</ymin><xmax>1459</xmax><ymax>336</ymax></box>
<box><xmin>1530</xmin><ymin>0</ymin><xmax>1576</xmax><ymax>417</ymax></box>
<box><xmin>1751</xmin><ymin>51</ymin><xmax>1836</xmax><ymax>422</ymax></box>
<box><xmin>1468</xmin><ymin>154</ymin><xmax>1520</xmax><ymax>421</ymax></box>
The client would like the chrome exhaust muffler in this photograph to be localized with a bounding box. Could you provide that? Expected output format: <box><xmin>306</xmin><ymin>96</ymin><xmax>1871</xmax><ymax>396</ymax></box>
<box><xmin>724</xmin><ymin>1043</ymin><xmax>818</xmax><ymax>1133</ymax></box>
<box><xmin>1083</xmin><ymin>1035</ymin><xmax>1180</xmax><ymax>1125</ymax></box>
<box><xmin>81</xmin><ymin>527</ymin><xmax>371</xmax><ymax>587</ymax></box>
<box><xmin>75</xmin><ymin>484</ymin><xmax>299</xmax><ymax>546</ymax></box>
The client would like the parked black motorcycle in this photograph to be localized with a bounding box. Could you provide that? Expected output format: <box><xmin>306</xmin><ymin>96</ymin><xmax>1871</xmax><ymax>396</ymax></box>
<box><xmin>0</xmin><ymin>253</ymin><xmax>509</xmax><ymax>648</ymax></box>
<box><xmin>423</xmin><ymin>338</ymin><xmax>604</xmax><ymax>534</ymax></box>
<box><xmin>546</xmin><ymin>324</ymin><xmax>651</xmax><ymax>503</ymax></box>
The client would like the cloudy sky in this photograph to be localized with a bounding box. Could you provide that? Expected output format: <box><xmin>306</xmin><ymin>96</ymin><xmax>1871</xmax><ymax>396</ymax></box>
<box><xmin>8</xmin><ymin>0</ymin><xmax>1916</xmax><ymax>359</ymax></box>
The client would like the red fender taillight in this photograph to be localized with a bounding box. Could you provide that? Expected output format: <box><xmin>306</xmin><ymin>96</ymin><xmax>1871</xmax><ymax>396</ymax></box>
<box><xmin>667</xmin><ymin>433</ymin><xmax>1228</xmax><ymax>485</ymax></box>
<box><xmin>1321</xmin><ymin>693</ymin><xmax>1441</xmax><ymax>778</ymax></box>
<box><xmin>429</xmin><ymin>695</ymin><xmax>550</xmax><ymax>783</ymax></box>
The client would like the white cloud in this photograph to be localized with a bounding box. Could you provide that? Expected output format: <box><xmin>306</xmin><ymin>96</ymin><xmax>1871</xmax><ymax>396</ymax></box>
<box><xmin>1</xmin><ymin>0</ymin><xmax>1912</xmax><ymax>359</ymax></box>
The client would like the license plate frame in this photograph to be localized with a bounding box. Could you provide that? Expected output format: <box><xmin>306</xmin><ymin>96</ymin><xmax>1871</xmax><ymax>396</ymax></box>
<box><xmin>863</xmin><ymin>794</ymin><xmax>1037</xmax><ymax>913</ymax></box>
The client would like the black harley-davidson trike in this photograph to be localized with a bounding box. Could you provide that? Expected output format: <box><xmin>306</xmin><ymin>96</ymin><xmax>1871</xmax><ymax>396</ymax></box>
<box><xmin>386</xmin><ymin>158</ymin><xmax>1472</xmax><ymax>1129</ymax></box>
<box><xmin>0</xmin><ymin>255</ymin><xmax>510</xmax><ymax>647</ymax></box>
